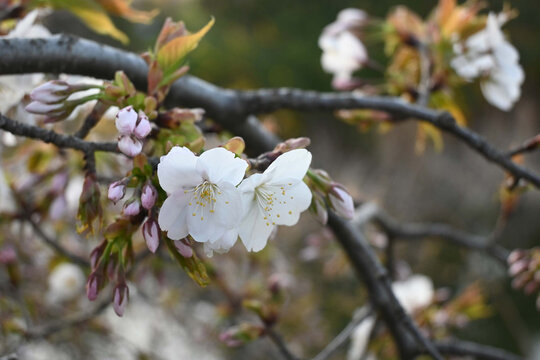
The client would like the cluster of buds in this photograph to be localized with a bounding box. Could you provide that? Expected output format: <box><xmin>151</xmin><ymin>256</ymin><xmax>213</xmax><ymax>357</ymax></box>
<box><xmin>87</xmin><ymin>239</ymin><xmax>132</xmax><ymax>317</ymax></box>
<box><xmin>115</xmin><ymin>106</ymin><xmax>152</xmax><ymax>157</ymax></box>
<box><xmin>108</xmin><ymin>178</ymin><xmax>161</xmax><ymax>253</ymax></box>
<box><xmin>306</xmin><ymin>169</ymin><xmax>355</xmax><ymax>224</ymax></box>
<box><xmin>26</xmin><ymin>80</ymin><xmax>101</xmax><ymax>121</ymax></box>
<box><xmin>508</xmin><ymin>248</ymin><xmax>540</xmax><ymax>309</ymax></box>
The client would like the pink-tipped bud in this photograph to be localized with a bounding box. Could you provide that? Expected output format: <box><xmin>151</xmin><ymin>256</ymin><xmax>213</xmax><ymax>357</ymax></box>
<box><xmin>141</xmin><ymin>182</ymin><xmax>157</xmax><ymax>210</ymax></box>
<box><xmin>108</xmin><ymin>180</ymin><xmax>126</xmax><ymax>204</ymax></box>
<box><xmin>113</xmin><ymin>283</ymin><xmax>129</xmax><ymax>317</ymax></box>
<box><xmin>0</xmin><ymin>246</ymin><xmax>16</xmax><ymax>265</ymax></box>
<box><xmin>123</xmin><ymin>199</ymin><xmax>141</xmax><ymax>216</ymax></box>
<box><xmin>328</xmin><ymin>185</ymin><xmax>355</xmax><ymax>219</ymax></box>
<box><xmin>507</xmin><ymin>249</ymin><xmax>527</xmax><ymax>265</ymax></box>
<box><xmin>30</xmin><ymin>80</ymin><xmax>70</xmax><ymax>103</ymax></box>
<box><xmin>133</xmin><ymin>111</ymin><xmax>151</xmax><ymax>139</ymax></box>
<box><xmin>115</xmin><ymin>106</ymin><xmax>138</xmax><ymax>135</ymax></box>
<box><xmin>142</xmin><ymin>218</ymin><xmax>160</xmax><ymax>253</ymax></box>
<box><xmin>25</xmin><ymin>101</ymin><xmax>64</xmax><ymax>115</ymax></box>
<box><xmin>174</xmin><ymin>238</ymin><xmax>193</xmax><ymax>258</ymax></box>
<box><xmin>86</xmin><ymin>272</ymin><xmax>101</xmax><ymax>301</ymax></box>
<box><xmin>89</xmin><ymin>240</ymin><xmax>107</xmax><ymax>270</ymax></box>
<box><xmin>118</xmin><ymin>136</ymin><xmax>143</xmax><ymax>157</ymax></box>
<box><xmin>49</xmin><ymin>194</ymin><xmax>67</xmax><ymax>220</ymax></box>
<box><xmin>50</xmin><ymin>172</ymin><xmax>69</xmax><ymax>194</ymax></box>
<box><xmin>509</xmin><ymin>259</ymin><xmax>529</xmax><ymax>277</ymax></box>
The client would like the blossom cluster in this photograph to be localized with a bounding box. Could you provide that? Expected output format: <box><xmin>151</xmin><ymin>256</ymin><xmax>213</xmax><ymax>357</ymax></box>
<box><xmin>157</xmin><ymin>146</ymin><xmax>313</xmax><ymax>256</ymax></box>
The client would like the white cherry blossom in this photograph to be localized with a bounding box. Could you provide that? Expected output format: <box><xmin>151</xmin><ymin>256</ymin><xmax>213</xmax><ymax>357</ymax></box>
<box><xmin>158</xmin><ymin>146</ymin><xmax>247</xmax><ymax>244</ymax></box>
<box><xmin>319</xmin><ymin>9</ymin><xmax>368</xmax><ymax>86</ymax></box>
<box><xmin>238</xmin><ymin>149</ymin><xmax>312</xmax><ymax>252</ymax></box>
<box><xmin>451</xmin><ymin>13</ymin><xmax>524</xmax><ymax>111</ymax></box>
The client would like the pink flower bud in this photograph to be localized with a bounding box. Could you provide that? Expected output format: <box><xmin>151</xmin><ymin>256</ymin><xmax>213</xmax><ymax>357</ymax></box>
<box><xmin>89</xmin><ymin>240</ymin><xmax>107</xmax><ymax>270</ymax></box>
<box><xmin>30</xmin><ymin>80</ymin><xmax>70</xmax><ymax>103</ymax></box>
<box><xmin>142</xmin><ymin>218</ymin><xmax>160</xmax><ymax>253</ymax></box>
<box><xmin>49</xmin><ymin>194</ymin><xmax>67</xmax><ymax>220</ymax></box>
<box><xmin>509</xmin><ymin>259</ymin><xmax>529</xmax><ymax>277</ymax></box>
<box><xmin>25</xmin><ymin>101</ymin><xmax>64</xmax><ymax>115</ymax></box>
<box><xmin>113</xmin><ymin>283</ymin><xmax>129</xmax><ymax>317</ymax></box>
<box><xmin>141</xmin><ymin>182</ymin><xmax>157</xmax><ymax>210</ymax></box>
<box><xmin>118</xmin><ymin>136</ymin><xmax>143</xmax><ymax>157</ymax></box>
<box><xmin>174</xmin><ymin>238</ymin><xmax>193</xmax><ymax>258</ymax></box>
<box><xmin>108</xmin><ymin>180</ymin><xmax>126</xmax><ymax>204</ymax></box>
<box><xmin>115</xmin><ymin>106</ymin><xmax>138</xmax><ymax>135</ymax></box>
<box><xmin>123</xmin><ymin>199</ymin><xmax>141</xmax><ymax>216</ymax></box>
<box><xmin>328</xmin><ymin>185</ymin><xmax>355</xmax><ymax>219</ymax></box>
<box><xmin>86</xmin><ymin>272</ymin><xmax>101</xmax><ymax>301</ymax></box>
<box><xmin>50</xmin><ymin>172</ymin><xmax>69</xmax><ymax>194</ymax></box>
<box><xmin>0</xmin><ymin>246</ymin><xmax>16</xmax><ymax>265</ymax></box>
<box><xmin>133</xmin><ymin>112</ymin><xmax>151</xmax><ymax>139</ymax></box>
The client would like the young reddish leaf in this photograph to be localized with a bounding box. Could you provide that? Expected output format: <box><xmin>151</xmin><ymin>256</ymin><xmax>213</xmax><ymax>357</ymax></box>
<box><xmin>95</xmin><ymin>0</ymin><xmax>158</xmax><ymax>24</ymax></box>
<box><xmin>156</xmin><ymin>17</ymin><xmax>215</xmax><ymax>77</ymax></box>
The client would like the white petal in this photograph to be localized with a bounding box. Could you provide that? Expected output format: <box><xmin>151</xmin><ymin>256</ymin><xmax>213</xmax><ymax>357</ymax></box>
<box><xmin>158</xmin><ymin>193</ymin><xmax>189</xmax><ymax>240</ymax></box>
<box><xmin>238</xmin><ymin>204</ymin><xmax>275</xmax><ymax>252</ymax></box>
<box><xmin>187</xmin><ymin>204</ymin><xmax>227</xmax><ymax>243</ymax></box>
<box><xmin>265</xmin><ymin>149</ymin><xmax>312</xmax><ymax>184</ymax></box>
<box><xmin>481</xmin><ymin>78</ymin><xmax>513</xmax><ymax>111</ymax></box>
<box><xmin>264</xmin><ymin>181</ymin><xmax>312</xmax><ymax>226</ymax></box>
<box><xmin>203</xmin><ymin>228</ymin><xmax>238</xmax><ymax>257</ymax></box>
<box><xmin>157</xmin><ymin>146</ymin><xmax>201</xmax><ymax>194</ymax></box>
<box><xmin>214</xmin><ymin>182</ymin><xmax>244</xmax><ymax>227</ymax></box>
<box><xmin>196</xmin><ymin>147</ymin><xmax>247</xmax><ymax>185</ymax></box>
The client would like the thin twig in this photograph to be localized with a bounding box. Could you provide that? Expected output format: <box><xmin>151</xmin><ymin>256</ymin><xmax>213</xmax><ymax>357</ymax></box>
<box><xmin>353</xmin><ymin>202</ymin><xmax>509</xmax><ymax>264</ymax></box>
<box><xmin>25</xmin><ymin>215</ymin><xmax>90</xmax><ymax>268</ymax></box>
<box><xmin>25</xmin><ymin>299</ymin><xmax>109</xmax><ymax>339</ymax></box>
<box><xmin>431</xmin><ymin>340</ymin><xmax>524</xmax><ymax>360</ymax></box>
<box><xmin>74</xmin><ymin>101</ymin><xmax>107</xmax><ymax>139</ymax></box>
<box><xmin>265</xmin><ymin>327</ymin><xmax>298</xmax><ymax>360</ymax></box>
<box><xmin>416</xmin><ymin>41</ymin><xmax>431</xmax><ymax>107</ymax></box>
<box><xmin>311</xmin><ymin>306</ymin><xmax>372</xmax><ymax>360</ymax></box>
<box><xmin>0</xmin><ymin>114</ymin><xmax>118</xmax><ymax>154</ymax></box>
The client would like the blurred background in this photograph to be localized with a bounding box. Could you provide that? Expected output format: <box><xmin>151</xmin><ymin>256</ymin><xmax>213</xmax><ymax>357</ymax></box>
<box><xmin>3</xmin><ymin>0</ymin><xmax>540</xmax><ymax>359</ymax></box>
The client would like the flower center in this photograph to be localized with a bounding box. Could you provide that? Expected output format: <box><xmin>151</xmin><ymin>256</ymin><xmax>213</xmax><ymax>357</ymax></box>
<box><xmin>186</xmin><ymin>181</ymin><xmax>221</xmax><ymax>220</ymax></box>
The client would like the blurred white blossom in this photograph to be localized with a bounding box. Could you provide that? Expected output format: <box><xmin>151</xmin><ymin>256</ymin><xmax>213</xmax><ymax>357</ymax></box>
<box><xmin>319</xmin><ymin>9</ymin><xmax>368</xmax><ymax>87</ymax></box>
<box><xmin>46</xmin><ymin>263</ymin><xmax>86</xmax><ymax>303</ymax></box>
<box><xmin>451</xmin><ymin>13</ymin><xmax>524</xmax><ymax>111</ymax></box>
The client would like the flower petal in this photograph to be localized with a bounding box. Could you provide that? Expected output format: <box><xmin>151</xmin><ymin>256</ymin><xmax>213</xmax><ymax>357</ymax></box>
<box><xmin>157</xmin><ymin>146</ymin><xmax>201</xmax><ymax>194</ymax></box>
<box><xmin>196</xmin><ymin>147</ymin><xmax>247</xmax><ymax>185</ymax></box>
<box><xmin>203</xmin><ymin>228</ymin><xmax>238</xmax><ymax>257</ymax></box>
<box><xmin>265</xmin><ymin>149</ymin><xmax>312</xmax><ymax>184</ymax></box>
<box><xmin>214</xmin><ymin>182</ymin><xmax>244</xmax><ymax>227</ymax></box>
<box><xmin>238</xmin><ymin>204</ymin><xmax>275</xmax><ymax>252</ymax></box>
<box><xmin>187</xmin><ymin>203</ymin><xmax>228</xmax><ymax>243</ymax></box>
<box><xmin>265</xmin><ymin>181</ymin><xmax>312</xmax><ymax>226</ymax></box>
<box><xmin>158</xmin><ymin>192</ymin><xmax>189</xmax><ymax>240</ymax></box>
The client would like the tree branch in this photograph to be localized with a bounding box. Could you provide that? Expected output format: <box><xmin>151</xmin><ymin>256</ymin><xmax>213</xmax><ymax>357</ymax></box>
<box><xmin>0</xmin><ymin>114</ymin><xmax>118</xmax><ymax>154</ymax></box>
<box><xmin>431</xmin><ymin>340</ymin><xmax>524</xmax><ymax>360</ymax></box>
<box><xmin>353</xmin><ymin>202</ymin><xmax>510</xmax><ymax>265</ymax></box>
<box><xmin>265</xmin><ymin>327</ymin><xmax>298</xmax><ymax>360</ymax></box>
<box><xmin>311</xmin><ymin>306</ymin><xmax>372</xmax><ymax>360</ymax></box>
<box><xmin>25</xmin><ymin>299</ymin><xmax>109</xmax><ymax>339</ymax></box>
